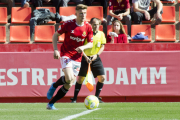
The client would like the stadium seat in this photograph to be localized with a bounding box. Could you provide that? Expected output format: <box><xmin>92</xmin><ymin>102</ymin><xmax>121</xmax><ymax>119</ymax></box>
<box><xmin>86</xmin><ymin>6</ymin><xmax>103</xmax><ymax>21</ymax></box>
<box><xmin>59</xmin><ymin>25</ymin><xmax>104</xmax><ymax>42</ymax></box>
<box><xmin>11</xmin><ymin>7</ymin><xmax>31</xmax><ymax>24</ymax></box>
<box><xmin>131</xmin><ymin>25</ymin><xmax>151</xmax><ymax>42</ymax></box>
<box><xmin>10</xmin><ymin>26</ymin><xmax>30</xmax><ymax>42</ymax></box>
<box><xmin>59</xmin><ymin>7</ymin><xmax>76</xmax><ymax>17</ymax></box>
<box><xmin>59</xmin><ymin>6</ymin><xmax>103</xmax><ymax>22</ymax></box>
<box><xmin>0</xmin><ymin>26</ymin><xmax>6</xmax><ymax>43</ymax></box>
<box><xmin>107</xmin><ymin>25</ymin><xmax>127</xmax><ymax>36</ymax></box>
<box><xmin>0</xmin><ymin>7</ymin><xmax>7</xmax><ymax>24</ymax></box>
<box><xmin>36</xmin><ymin>7</ymin><xmax>56</xmax><ymax>24</ymax></box>
<box><xmin>161</xmin><ymin>0</ymin><xmax>175</xmax><ymax>3</ymax></box>
<box><xmin>161</xmin><ymin>6</ymin><xmax>175</xmax><ymax>23</ymax></box>
<box><xmin>34</xmin><ymin>25</ymin><xmax>55</xmax><ymax>42</ymax></box>
<box><xmin>155</xmin><ymin>25</ymin><xmax>175</xmax><ymax>41</ymax></box>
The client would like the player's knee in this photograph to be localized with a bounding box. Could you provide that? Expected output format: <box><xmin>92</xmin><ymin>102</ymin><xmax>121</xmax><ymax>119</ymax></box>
<box><xmin>77</xmin><ymin>76</ymin><xmax>85</xmax><ymax>84</ymax></box>
<box><xmin>65</xmin><ymin>77</ymin><xmax>75</xmax><ymax>84</ymax></box>
<box><xmin>98</xmin><ymin>75</ymin><xmax>105</xmax><ymax>83</ymax></box>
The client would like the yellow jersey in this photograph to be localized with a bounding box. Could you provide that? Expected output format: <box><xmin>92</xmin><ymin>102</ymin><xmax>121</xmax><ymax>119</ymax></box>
<box><xmin>84</xmin><ymin>31</ymin><xmax>106</xmax><ymax>56</ymax></box>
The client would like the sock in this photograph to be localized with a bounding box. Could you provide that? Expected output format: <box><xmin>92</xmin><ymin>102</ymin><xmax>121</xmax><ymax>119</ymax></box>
<box><xmin>73</xmin><ymin>82</ymin><xmax>82</xmax><ymax>101</ymax></box>
<box><xmin>53</xmin><ymin>76</ymin><xmax>66</xmax><ymax>88</ymax></box>
<box><xmin>95</xmin><ymin>81</ymin><xmax>104</xmax><ymax>98</ymax></box>
<box><xmin>49</xmin><ymin>85</ymin><xmax>68</xmax><ymax>104</ymax></box>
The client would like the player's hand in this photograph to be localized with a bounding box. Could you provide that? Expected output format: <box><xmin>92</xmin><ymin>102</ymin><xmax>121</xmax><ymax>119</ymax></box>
<box><xmin>144</xmin><ymin>11</ymin><xmax>150</xmax><ymax>20</ymax></box>
<box><xmin>91</xmin><ymin>54</ymin><xmax>98</xmax><ymax>61</ymax></box>
<box><xmin>23</xmin><ymin>2</ymin><xmax>29</xmax><ymax>7</ymax></box>
<box><xmin>75</xmin><ymin>47</ymin><xmax>84</xmax><ymax>53</ymax></box>
<box><xmin>54</xmin><ymin>50</ymin><xmax>60</xmax><ymax>59</ymax></box>
<box><xmin>117</xmin><ymin>14</ymin><xmax>123</xmax><ymax>20</ymax></box>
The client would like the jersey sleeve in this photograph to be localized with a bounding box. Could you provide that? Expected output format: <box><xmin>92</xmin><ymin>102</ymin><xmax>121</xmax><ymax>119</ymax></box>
<box><xmin>125</xmin><ymin>0</ymin><xmax>130</xmax><ymax>9</ymax></box>
<box><xmin>57</xmin><ymin>22</ymin><xmax>67</xmax><ymax>35</ymax></box>
<box><xmin>86</xmin><ymin>24</ymin><xmax>93</xmax><ymax>43</ymax></box>
<box><xmin>101</xmin><ymin>32</ymin><xmax>106</xmax><ymax>44</ymax></box>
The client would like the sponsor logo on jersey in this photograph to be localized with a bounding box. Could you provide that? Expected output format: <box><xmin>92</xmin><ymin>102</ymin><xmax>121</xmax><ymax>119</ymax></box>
<box><xmin>70</xmin><ymin>36</ymin><xmax>84</xmax><ymax>42</ymax></box>
<box><xmin>121</xmin><ymin>4</ymin><xmax>124</xmax><ymax>7</ymax></box>
<box><xmin>82</xmin><ymin>31</ymin><xmax>86</xmax><ymax>37</ymax></box>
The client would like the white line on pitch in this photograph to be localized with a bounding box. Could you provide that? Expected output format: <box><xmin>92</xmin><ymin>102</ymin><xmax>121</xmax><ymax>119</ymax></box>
<box><xmin>59</xmin><ymin>108</ymin><xmax>100</xmax><ymax>120</ymax></box>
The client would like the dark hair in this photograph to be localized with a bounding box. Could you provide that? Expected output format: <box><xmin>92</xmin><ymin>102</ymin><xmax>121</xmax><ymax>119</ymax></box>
<box><xmin>76</xmin><ymin>4</ymin><xmax>88</xmax><ymax>10</ymax></box>
<box><xmin>112</xmin><ymin>20</ymin><xmax>126</xmax><ymax>35</ymax></box>
<box><xmin>90</xmin><ymin>17</ymin><xmax>101</xmax><ymax>25</ymax></box>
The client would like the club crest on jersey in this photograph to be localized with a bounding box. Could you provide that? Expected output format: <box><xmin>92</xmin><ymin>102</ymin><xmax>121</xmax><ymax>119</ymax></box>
<box><xmin>82</xmin><ymin>31</ymin><xmax>86</xmax><ymax>37</ymax></box>
<box><xmin>71</xmin><ymin>30</ymin><xmax>74</xmax><ymax>33</ymax></box>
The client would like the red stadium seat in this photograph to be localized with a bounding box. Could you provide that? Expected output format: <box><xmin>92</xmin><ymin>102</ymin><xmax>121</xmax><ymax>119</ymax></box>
<box><xmin>59</xmin><ymin>6</ymin><xmax>103</xmax><ymax>22</ymax></box>
<box><xmin>58</xmin><ymin>25</ymin><xmax>104</xmax><ymax>42</ymax></box>
<box><xmin>161</xmin><ymin>6</ymin><xmax>175</xmax><ymax>23</ymax></box>
<box><xmin>107</xmin><ymin>25</ymin><xmax>127</xmax><ymax>36</ymax></box>
<box><xmin>0</xmin><ymin>7</ymin><xmax>7</xmax><ymax>24</ymax></box>
<box><xmin>86</xmin><ymin>6</ymin><xmax>103</xmax><ymax>22</ymax></box>
<box><xmin>0</xmin><ymin>26</ymin><xmax>6</xmax><ymax>43</ymax></box>
<box><xmin>34</xmin><ymin>25</ymin><xmax>55</xmax><ymax>42</ymax></box>
<box><xmin>11</xmin><ymin>7</ymin><xmax>31</xmax><ymax>24</ymax></box>
<box><xmin>161</xmin><ymin>0</ymin><xmax>175</xmax><ymax>3</ymax></box>
<box><xmin>59</xmin><ymin>7</ymin><xmax>76</xmax><ymax>17</ymax></box>
<box><xmin>10</xmin><ymin>26</ymin><xmax>30</xmax><ymax>42</ymax></box>
<box><xmin>36</xmin><ymin>7</ymin><xmax>56</xmax><ymax>24</ymax></box>
<box><xmin>155</xmin><ymin>25</ymin><xmax>175</xmax><ymax>41</ymax></box>
<box><xmin>131</xmin><ymin>25</ymin><xmax>151</xmax><ymax>42</ymax></box>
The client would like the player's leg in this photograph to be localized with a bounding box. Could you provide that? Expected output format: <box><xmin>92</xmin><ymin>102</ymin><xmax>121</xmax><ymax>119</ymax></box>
<box><xmin>91</xmin><ymin>56</ymin><xmax>105</xmax><ymax>103</ymax></box>
<box><xmin>71</xmin><ymin>56</ymin><xmax>88</xmax><ymax>103</ymax></box>
<box><xmin>95</xmin><ymin>75</ymin><xmax>105</xmax><ymax>103</ymax></box>
<box><xmin>71</xmin><ymin>76</ymin><xmax>85</xmax><ymax>103</ymax></box>
<box><xmin>47</xmin><ymin>67</ymin><xmax>76</xmax><ymax>110</ymax></box>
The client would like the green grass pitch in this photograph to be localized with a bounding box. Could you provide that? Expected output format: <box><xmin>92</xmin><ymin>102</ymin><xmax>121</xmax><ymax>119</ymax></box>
<box><xmin>0</xmin><ymin>102</ymin><xmax>180</xmax><ymax>120</ymax></box>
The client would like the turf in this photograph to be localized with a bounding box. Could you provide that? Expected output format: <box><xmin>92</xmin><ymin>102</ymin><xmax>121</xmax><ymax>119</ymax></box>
<box><xmin>0</xmin><ymin>102</ymin><xmax>180</xmax><ymax>120</ymax></box>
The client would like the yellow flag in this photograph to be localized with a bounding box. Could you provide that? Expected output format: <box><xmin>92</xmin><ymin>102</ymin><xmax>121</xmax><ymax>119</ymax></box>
<box><xmin>84</xmin><ymin>63</ymin><xmax>94</xmax><ymax>92</ymax></box>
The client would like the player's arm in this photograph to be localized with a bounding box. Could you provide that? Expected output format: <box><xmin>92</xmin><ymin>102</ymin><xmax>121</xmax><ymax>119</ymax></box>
<box><xmin>97</xmin><ymin>44</ymin><xmax>105</xmax><ymax>56</ymax></box>
<box><xmin>75</xmin><ymin>42</ymin><xmax>93</xmax><ymax>53</ymax></box>
<box><xmin>52</xmin><ymin>31</ymin><xmax>61</xmax><ymax>59</ymax></box>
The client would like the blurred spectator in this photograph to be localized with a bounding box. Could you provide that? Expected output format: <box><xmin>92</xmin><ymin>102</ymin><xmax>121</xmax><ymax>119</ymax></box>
<box><xmin>131</xmin><ymin>0</ymin><xmax>163</xmax><ymax>25</ymax></box>
<box><xmin>107</xmin><ymin>20</ymin><xmax>128</xmax><ymax>43</ymax></box>
<box><xmin>0</xmin><ymin>0</ymin><xmax>15</xmax><ymax>14</ymax></box>
<box><xmin>107</xmin><ymin>0</ymin><xmax>131</xmax><ymax>40</ymax></box>
<box><xmin>52</xmin><ymin>0</ymin><xmax>84</xmax><ymax>13</ymax></box>
<box><xmin>85</xmin><ymin>0</ymin><xmax>108</xmax><ymax>17</ymax></box>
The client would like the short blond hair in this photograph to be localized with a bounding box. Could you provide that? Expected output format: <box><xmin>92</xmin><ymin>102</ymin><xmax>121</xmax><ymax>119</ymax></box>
<box><xmin>76</xmin><ymin>4</ymin><xmax>88</xmax><ymax>10</ymax></box>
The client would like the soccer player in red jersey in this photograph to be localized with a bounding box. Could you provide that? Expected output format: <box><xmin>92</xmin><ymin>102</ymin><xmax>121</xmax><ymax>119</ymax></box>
<box><xmin>46</xmin><ymin>4</ymin><xmax>93</xmax><ymax>110</ymax></box>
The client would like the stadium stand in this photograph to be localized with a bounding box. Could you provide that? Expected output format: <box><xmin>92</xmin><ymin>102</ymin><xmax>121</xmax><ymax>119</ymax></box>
<box><xmin>155</xmin><ymin>24</ymin><xmax>176</xmax><ymax>41</ymax></box>
<box><xmin>0</xmin><ymin>7</ymin><xmax>7</xmax><ymax>24</ymax></box>
<box><xmin>34</xmin><ymin>25</ymin><xmax>55</xmax><ymax>42</ymax></box>
<box><xmin>10</xmin><ymin>26</ymin><xmax>30</xmax><ymax>42</ymax></box>
<box><xmin>131</xmin><ymin>25</ymin><xmax>151</xmax><ymax>42</ymax></box>
<box><xmin>161</xmin><ymin>6</ymin><xmax>175</xmax><ymax>23</ymax></box>
<box><xmin>11</xmin><ymin>7</ymin><xmax>31</xmax><ymax>24</ymax></box>
<box><xmin>0</xmin><ymin>26</ymin><xmax>6</xmax><ymax>43</ymax></box>
<box><xmin>59</xmin><ymin>6</ymin><xmax>103</xmax><ymax>22</ymax></box>
<box><xmin>36</xmin><ymin>7</ymin><xmax>56</xmax><ymax>24</ymax></box>
<box><xmin>107</xmin><ymin>25</ymin><xmax>128</xmax><ymax>36</ymax></box>
<box><xmin>86</xmin><ymin>6</ymin><xmax>103</xmax><ymax>21</ymax></box>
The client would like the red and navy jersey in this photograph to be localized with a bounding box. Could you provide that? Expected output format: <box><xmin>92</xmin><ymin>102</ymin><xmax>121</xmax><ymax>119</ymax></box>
<box><xmin>109</xmin><ymin>0</ymin><xmax>130</xmax><ymax>13</ymax></box>
<box><xmin>57</xmin><ymin>19</ymin><xmax>93</xmax><ymax>62</ymax></box>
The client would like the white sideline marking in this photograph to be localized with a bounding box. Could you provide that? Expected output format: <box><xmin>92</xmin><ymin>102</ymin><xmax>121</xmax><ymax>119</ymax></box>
<box><xmin>59</xmin><ymin>108</ymin><xmax>100</xmax><ymax>120</ymax></box>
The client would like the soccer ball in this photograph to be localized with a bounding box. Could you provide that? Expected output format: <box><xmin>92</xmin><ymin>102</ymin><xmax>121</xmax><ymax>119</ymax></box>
<box><xmin>84</xmin><ymin>95</ymin><xmax>99</xmax><ymax>110</ymax></box>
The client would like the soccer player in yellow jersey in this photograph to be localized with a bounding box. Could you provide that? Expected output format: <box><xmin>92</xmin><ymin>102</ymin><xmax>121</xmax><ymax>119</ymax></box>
<box><xmin>71</xmin><ymin>17</ymin><xmax>106</xmax><ymax>103</ymax></box>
